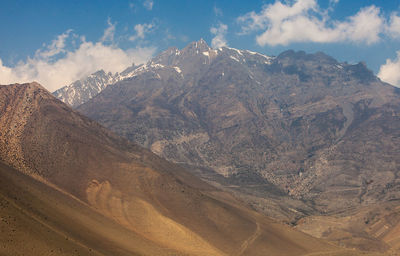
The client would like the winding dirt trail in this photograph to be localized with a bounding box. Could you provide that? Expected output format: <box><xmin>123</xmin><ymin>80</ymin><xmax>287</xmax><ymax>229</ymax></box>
<box><xmin>237</xmin><ymin>221</ymin><xmax>262</xmax><ymax>256</ymax></box>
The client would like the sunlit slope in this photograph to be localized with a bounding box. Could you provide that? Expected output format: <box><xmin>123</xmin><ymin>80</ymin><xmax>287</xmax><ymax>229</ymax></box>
<box><xmin>0</xmin><ymin>161</ymin><xmax>179</xmax><ymax>256</ymax></box>
<box><xmin>0</xmin><ymin>82</ymin><xmax>363</xmax><ymax>255</ymax></box>
<box><xmin>296</xmin><ymin>202</ymin><xmax>400</xmax><ymax>254</ymax></box>
<box><xmin>0</xmin><ymin>152</ymin><xmax>371</xmax><ymax>256</ymax></box>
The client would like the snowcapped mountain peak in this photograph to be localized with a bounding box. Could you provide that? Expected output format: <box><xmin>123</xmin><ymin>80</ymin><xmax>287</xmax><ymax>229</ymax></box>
<box><xmin>182</xmin><ymin>38</ymin><xmax>210</xmax><ymax>55</ymax></box>
<box><xmin>53</xmin><ymin>69</ymin><xmax>119</xmax><ymax>107</ymax></box>
<box><xmin>212</xmin><ymin>46</ymin><xmax>275</xmax><ymax>65</ymax></box>
<box><xmin>54</xmin><ymin>40</ymin><xmax>277</xmax><ymax>107</ymax></box>
<box><xmin>225</xmin><ymin>47</ymin><xmax>244</xmax><ymax>56</ymax></box>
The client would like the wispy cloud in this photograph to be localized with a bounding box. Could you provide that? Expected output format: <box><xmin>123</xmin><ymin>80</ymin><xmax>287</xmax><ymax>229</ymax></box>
<box><xmin>387</xmin><ymin>13</ymin><xmax>400</xmax><ymax>38</ymax></box>
<box><xmin>213</xmin><ymin>5</ymin><xmax>223</xmax><ymax>17</ymax></box>
<box><xmin>210</xmin><ymin>23</ymin><xmax>228</xmax><ymax>48</ymax></box>
<box><xmin>101</xmin><ymin>18</ymin><xmax>116</xmax><ymax>43</ymax></box>
<box><xmin>378</xmin><ymin>51</ymin><xmax>400</xmax><ymax>87</ymax></box>
<box><xmin>237</xmin><ymin>0</ymin><xmax>386</xmax><ymax>46</ymax></box>
<box><xmin>0</xmin><ymin>25</ymin><xmax>156</xmax><ymax>92</ymax></box>
<box><xmin>129</xmin><ymin>23</ymin><xmax>155</xmax><ymax>41</ymax></box>
<box><xmin>36</xmin><ymin>29</ymin><xmax>73</xmax><ymax>59</ymax></box>
<box><xmin>329</xmin><ymin>0</ymin><xmax>339</xmax><ymax>5</ymax></box>
<box><xmin>143</xmin><ymin>0</ymin><xmax>154</xmax><ymax>10</ymax></box>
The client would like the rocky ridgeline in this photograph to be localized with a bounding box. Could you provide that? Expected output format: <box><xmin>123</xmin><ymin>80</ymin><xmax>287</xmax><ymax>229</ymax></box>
<box><xmin>53</xmin><ymin>40</ymin><xmax>400</xmax><ymax>220</ymax></box>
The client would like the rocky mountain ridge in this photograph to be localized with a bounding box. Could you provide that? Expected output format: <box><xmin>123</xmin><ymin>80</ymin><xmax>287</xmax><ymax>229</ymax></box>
<box><xmin>76</xmin><ymin>40</ymin><xmax>400</xmax><ymax>251</ymax></box>
<box><xmin>53</xmin><ymin>39</ymin><xmax>276</xmax><ymax>107</ymax></box>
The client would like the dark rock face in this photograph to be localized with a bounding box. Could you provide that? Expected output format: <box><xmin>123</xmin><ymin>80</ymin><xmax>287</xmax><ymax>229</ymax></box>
<box><xmin>78</xmin><ymin>40</ymin><xmax>400</xmax><ymax>219</ymax></box>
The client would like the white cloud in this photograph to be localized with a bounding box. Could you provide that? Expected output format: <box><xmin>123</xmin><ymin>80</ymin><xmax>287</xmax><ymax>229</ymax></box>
<box><xmin>387</xmin><ymin>13</ymin><xmax>400</xmax><ymax>38</ymax></box>
<box><xmin>337</xmin><ymin>6</ymin><xmax>383</xmax><ymax>44</ymax></box>
<box><xmin>0</xmin><ymin>30</ymin><xmax>156</xmax><ymax>92</ymax></box>
<box><xmin>101</xmin><ymin>18</ymin><xmax>116</xmax><ymax>43</ymax></box>
<box><xmin>378</xmin><ymin>51</ymin><xmax>400</xmax><ymax>87</ymax></box>
<box><xmin>129</xmin><ymin>23</ymin><xmax>155</xmax><ymax>41</ymax></box>
<box><xmin>37</xmin><ymin>29</ymin><xmax>72</xmax><ymax>59</ymax></box>
<box><xmin>210</xmin><ymin>23</ymin><xmax>228</xmax><ymax>48</ymax></box>
<box><xmin>143</xmin><ymin>0</ymin><xmax>153</xmax><ymax>10</ymax></box>
<box><xmin>237</xmin><ymin>0</ymin><xmax>385</xmax><ymax>46</ymax></box>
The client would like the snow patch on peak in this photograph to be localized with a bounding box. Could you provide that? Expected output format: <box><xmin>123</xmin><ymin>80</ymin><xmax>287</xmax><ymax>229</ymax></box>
<box><xmin>257</xmin><ymin>53</ymin><xmax>274</xmax><ymax>63</ymax></box>
<box><xmin>245</xmin><ymin>50</ymin><xmax>274</xmax><ymax>61</ymax></box>
<box><xmin>246</xmin><ymin>50</ymin><xmax>258</xmax><ymax>55</ymax></box>
<box><xmin>227</xmin><ymin>47</ymin><xmax>243</xmax><ymax>56</ymax></box>
<box><xmin>259</xmin><ymin>54</ymin><xmax>274</xmax><ymax>60</ymax></box>
<box><xmin>150</xmin><ymin>63</ymin><xmax>165</xmax><ymax>69</ymax></box>
<box><xmin>202</xmin><ymin>50</ymin><xmax>219</xmax><ymax>61</ymax></box>
<box><xmin>230</xmin><ymin>56</ymin><xmax>240</xmax><ymax>62</ymax></box>
<box><xmin>173</xmin><ymin>66</ymin><xmax>182</xmax><ymax>73</ymax></box>
<box><xmin>119</xmin><ymin>63</ymin><xmax>167</xmax><ymax>80</ymax></box>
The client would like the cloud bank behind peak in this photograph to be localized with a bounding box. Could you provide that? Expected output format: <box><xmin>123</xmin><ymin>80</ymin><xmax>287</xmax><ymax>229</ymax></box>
<box><xmin>0</xmin><ymin>28</ymin><xmax>155</xmax><ymax>92</ymax></box>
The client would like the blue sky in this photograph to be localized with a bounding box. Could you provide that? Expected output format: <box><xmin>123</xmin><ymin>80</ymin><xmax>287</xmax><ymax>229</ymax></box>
<box><xmin>1</xmin><ymin>0</ymin><xmax>400</xmax><ymax>91</ymax></box>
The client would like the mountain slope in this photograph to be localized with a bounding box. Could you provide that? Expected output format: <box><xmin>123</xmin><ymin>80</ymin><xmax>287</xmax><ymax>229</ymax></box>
<box><xmin>0</xmin><ymin>82</ymin><xmax>349</xmax><ymax>255</ymax></box>
<box><xmin>0</xmin><ymin>160</ymin><xmax>170</xmax><ymax>256</ymax></box>
<box><xmin>77</xmin><ymin>40</ymin><xmax>400</xmax><ymax>252</ymax></box>
<box><xmin>79</xmin><ymin>41</ymin><xmax>400</xmax><ymax>211</ymax></box>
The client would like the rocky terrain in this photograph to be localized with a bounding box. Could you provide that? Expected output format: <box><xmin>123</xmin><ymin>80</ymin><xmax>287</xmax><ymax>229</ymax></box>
<box><xmin>0</xmin><ymin>82</ymin><xmax>354</xmax><ymax>255</ymax></box>
<box><xmin>75</xmin><ymin>40</ymin><xmax>400</xmax><ymax>252</ymax></box>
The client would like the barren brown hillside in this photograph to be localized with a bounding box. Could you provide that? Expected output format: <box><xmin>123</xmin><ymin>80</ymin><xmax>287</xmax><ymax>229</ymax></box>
<box><xmin>0</xmin><ymin>82</ymin><xmax>364</xmax><ymax>255</ymax></box>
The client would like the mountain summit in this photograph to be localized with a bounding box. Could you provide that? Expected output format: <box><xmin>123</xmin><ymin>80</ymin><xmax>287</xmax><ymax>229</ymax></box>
<box><xmin>53</xmin><ymin>40</ymin><xmax>274</xmax><ymax>107</ymax></box>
